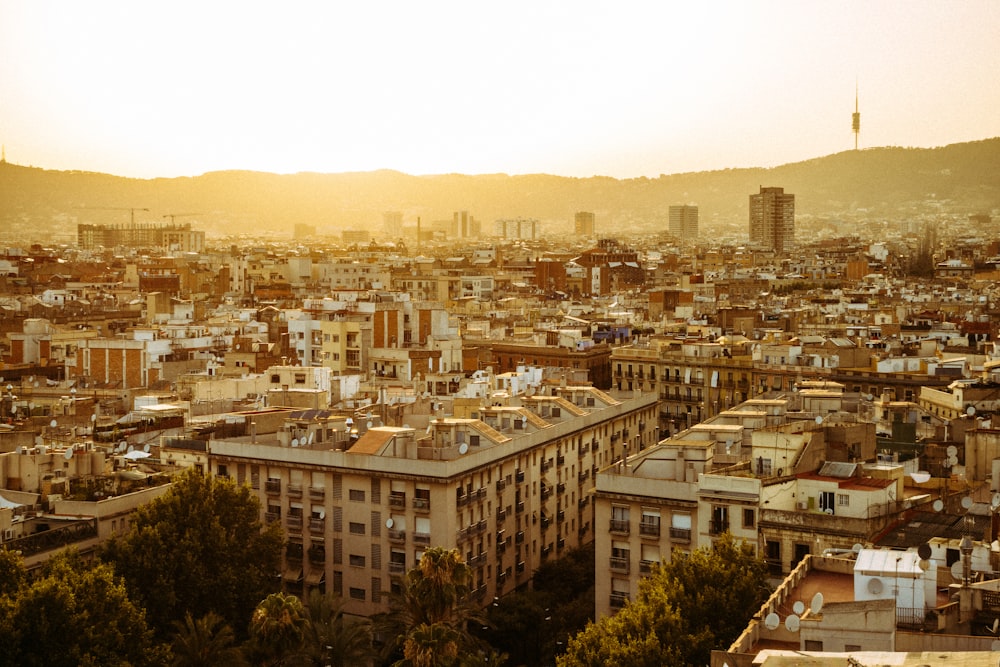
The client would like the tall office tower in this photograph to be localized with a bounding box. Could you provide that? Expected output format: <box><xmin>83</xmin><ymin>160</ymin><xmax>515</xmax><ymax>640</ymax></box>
<box><xmin>575</xmin><ymin>211</ymin><xmax>595</xmax><ymax>236</ymax></box>
<box><xmin>383</xmin><ymin>211</ymin><xmax>403</xmax><ymax>238</ymax></box>
<box><xmin>452</xmin><ymin>210</ymin><xmax>479</xmax><ymax>239</ymax></box>
<box><xmin>749</xmin><ymin>186</ymin><xmax>795</xmax><ymax>253</ymax></box>
<box><xmin>668</xmin><ymin>205</ymin><xmax>698</xmax><ymax>239</ymax></box>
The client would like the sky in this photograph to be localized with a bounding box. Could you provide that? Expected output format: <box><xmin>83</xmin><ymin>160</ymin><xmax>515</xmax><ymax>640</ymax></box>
<box><xmin>1</xmin><ymin>1</ymin><xmax>999</xmax><ymax>180</ymax></box>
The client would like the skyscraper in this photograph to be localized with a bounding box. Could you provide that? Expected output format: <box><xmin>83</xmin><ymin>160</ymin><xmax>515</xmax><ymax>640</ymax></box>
<box><xmin>575</xmin><ymin>211</ymin><xmax>595</xmax><ymax>236</ymax></box>
<box><xmin>749</xmin><ymin>187</ymin><xmax>794</xmax><ymax>253</ymax></box>
<box><xmin>668</xmin><ymin>205</ymin><xmax>698</xmax><ymax>239</ymax></box>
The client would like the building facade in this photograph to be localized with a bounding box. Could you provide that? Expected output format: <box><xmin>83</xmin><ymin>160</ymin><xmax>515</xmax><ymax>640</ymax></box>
<box><xmin>749</xmin><ymin>187</ymin><xmax>795</xmax><ymax>253</ymax></box>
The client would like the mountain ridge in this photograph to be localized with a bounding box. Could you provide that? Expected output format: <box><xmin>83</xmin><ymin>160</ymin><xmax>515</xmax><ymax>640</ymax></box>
<box><xmin>2</xmin><ymin>138</ymin><xmax>998</xmax><ymax>240</ymax></box>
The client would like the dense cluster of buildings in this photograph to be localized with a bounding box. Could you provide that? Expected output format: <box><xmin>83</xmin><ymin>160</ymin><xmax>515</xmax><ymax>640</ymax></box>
<box><xmin>2</xmin><ymin>190</ymin><xmax>1000</xmax><ymax>662</ymax></box>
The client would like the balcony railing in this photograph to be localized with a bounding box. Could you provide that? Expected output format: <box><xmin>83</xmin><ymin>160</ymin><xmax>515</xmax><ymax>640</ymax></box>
<box><xmin>265</xmin><ymin>479</ymin><xmax>281</xmax><ymax>494</ymax></box>
<box><xmin>286</xmin><ymin>515</ymin><xmax>303</xmax><ymax>530</ymax></box>
<box><xmin>609</xmin><ymin>519</ymin><xmax>630</xmax><ymax>534</ymax></box>
<box><xmin>265</xmin><ymin>511</ymin><xmax>281</xmax><ymax>523</ymax></box>
<box><xmin>610</xmin><ymin>592</ymin><xmax>628</xmax><ymax>608</ymax></box>
<box><xmin>287</xmin><ymin>484</ymin><xmax>302</xmax><ymax>498</ymax></box>
<box><xmin>413</xmin><ymin>532</ymin><xmax>431</xmax><ymax>545</ymax></box>
<box><xmin>639</xmin><ymin>522</ymin><xmax>660</xmax><ymax>537</ymax></box>
<box><xmin>309</xmin><ymin>487</ymin><xmax>325</xmax><ymax>500</ymax></box>
<box><xmin>669</xmin><ymin>527</ymin><xmax>692</xmax><ymax>542</ymax></box>
<box><xmin>389</xmin><ymin>494</ymin><xmax>406</xmax><ymax>508</ymax></box>
<box><xmin>413</xmin><ymin>498</ymin><xmax>431</xmax><ymax>512</ymax></box>
<box><xmin>388</xmin><ymin>528</ymin><xmax>406</xmax><ymax>543</ymax></box>
<box><xmin>610</xmin><ymin>556</ymin><xmax>630</xmax><ymax>573</ymax></box>
<box><xmin>389</xmin><ymin>561</ymin><xmax>406</xmax><ymax>574</ymax></box>
<box><xmin>309</xmin><ymin>518</ymin><xmax>325</xmax><ymax>533</ymax></box>
<box><xmin>709</xmin><ymin>520</ymin><xmax>729</xmax><ymax>536</ymax></box>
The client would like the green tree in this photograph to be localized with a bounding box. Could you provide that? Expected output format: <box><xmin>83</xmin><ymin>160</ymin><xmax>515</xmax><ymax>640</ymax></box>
<box><xmin>301</xmin><ymin>590</ymin><xmax>373</xmax><ymax>667</ymax></box>
<box><xmin>4</xmin><ymin>552</ymin><xmax>169</xmax><ymax>667</ymax></box>
<box><xmin>102</xmin><ymin>467</ymin><xmax>283</xmax><ymax>637</ymax></box>
<box><xmin>0</xmin><ymin>548</ymin><xmax>25</xmax><ymax>598</ymax></box>
<box><xmin>170</xmin><ymin>611</ymin><xmax>247</xmax><ymax>667</ymax></box>
<box><xmin>400</xmin><ymin>623</ymin><xmax>461</xmax><ymax>667</ymax></box>
<box><xmin>558</xmin><ymin>534</ymin><xmax>769</xmax><ymax>667</ymax></box>
<box><xmin>380</xmin><ymin>547</ymin><xmax>486</xmax><ymax>665</ymax></box>
<box><xmin>247</xmin><ymin>592</ymin><xmax>310</xmax><ymax>666</ymax></box>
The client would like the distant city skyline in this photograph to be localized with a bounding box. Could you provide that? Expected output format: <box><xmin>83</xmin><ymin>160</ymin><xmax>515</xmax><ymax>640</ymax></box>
<box><xmin>1</xmin><ymin>1</ymin><xmax>999</xmax><ymax>180</ymax></box>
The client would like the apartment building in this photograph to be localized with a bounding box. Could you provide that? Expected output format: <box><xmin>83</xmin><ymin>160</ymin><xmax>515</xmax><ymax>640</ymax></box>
<box><xmin>207</xmin><ymin>386</ymin><xmax>658</xmax><ymax>617</ymax></box>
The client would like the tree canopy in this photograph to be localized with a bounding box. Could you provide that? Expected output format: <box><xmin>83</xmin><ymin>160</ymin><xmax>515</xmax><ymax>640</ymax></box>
<box><xmin>101</xmin><ymin>467</ymin><xmax>283</xmax><ymax>637</ymax></box>
<box><xmin>0</xmin><ymin>551</ymin><xmax>168</xmax><ymax>667</ymax></box>
<box><xmin>558</xmin><ymin>534</ymin><xmax>770</xmax><ymax>667</ymax></box>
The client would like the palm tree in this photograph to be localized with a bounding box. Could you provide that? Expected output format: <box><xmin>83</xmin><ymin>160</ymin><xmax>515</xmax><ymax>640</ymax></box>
<box><xmin>301</xmin><ymin>590</ymin><xmax>373</xmax><ymax>667</ymax></box>
<box><xmin>170</xmin><ymin>611</ymin><xmax>247</xmax><ymax>667</ymax></box>
<box><xmin>248</xmin><ymin>592</ymin><xmax>309</xmax><ymax>666</ymax></box>
<box><xmin>399</xmin><ymin>623</ymin><xmax>460</xmax><ymax>667</ymax></box>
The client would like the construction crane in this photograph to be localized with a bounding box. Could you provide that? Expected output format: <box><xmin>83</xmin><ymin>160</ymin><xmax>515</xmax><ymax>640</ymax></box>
<box><xmin>74</xmin><ymin>206</ymin><xmax>150</xmax><ymax>225</ymax></box>
<box><xmin>162</xmin><ymin>213</ymin><xmax>201</xmax><ymax>224</ymax></box>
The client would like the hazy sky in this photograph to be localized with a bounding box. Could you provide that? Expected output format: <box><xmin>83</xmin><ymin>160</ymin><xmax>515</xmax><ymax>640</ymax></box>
<box><xmin>2</xmin><ymin>1</ymin><xmax>998</xmax><ymax>179</ymax></box>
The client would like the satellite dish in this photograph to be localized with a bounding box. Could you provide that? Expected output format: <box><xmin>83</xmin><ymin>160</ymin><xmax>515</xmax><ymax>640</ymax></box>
<box><xmin>386</xmin><ymin>518</ymin><xmax>394</xmax><ymax>528</ymax></box>
<box><xmin>308</xmin><ymin>431</ymin><xmax>314</xmax><ymax>445</ymax></box>
<box><xmin>367</xmin><ymin>420</ymin><xmax>373</xmax><ymax>429</ymax></box>
<box><xmin>793</xmin><ymin>600</ymin><xmax>805</xmax><ymax>615</ymax></box>
<box><xmin>919</xmin><ymin>559</ymin><xmax>931</xmax><ymax>571</ymax></box>
<box><xmin>951</xmin><ymin>561</ymin><xmax>965</xmax><ymax>582</ymax></box>
<box><xmin>127</xmin><ymin>445</ymin><xmax>134</xmax><ymax>453</ymax></box>
<box><xmin>815</xmin><ymin>415</ymin><xmax>823</xmax><ymax>424</ymax></box>
<box><xmin>992</xmin><ymin>640</ymin><xmax>1000</xmax><ymax>652</ymax></box>
<box><xmin>64</xmin><ymin>448</ymin><xmax>73</xmax><ymax>460</ymax></box>
<box><xmin>764</xmin><ymin>612</ymin><xmax>780</xmax><ymax>630</ymax></box>
<box><xmin>967</xmin><ymin>406</ymin><xmax>976</xmax><ymax>416</ymax></box>
<box><xmin>784</xmin><ymin>614</ymin><xmax>800</xmax><ymax>632</ymax></box>
<box><xmin>402</xmin><ymin>423</ymin><xmax>410</xmax><ymax>429</ymax></box>
<box><xmin>863</xmin><ymin>393</ymin><xmax>874</xmax><ymax>401</ymax></box>
<box><xmin>933</xmin><ymin>499</ymin><xmax>945</xmax><ymax>512</ymax></box>
<box><xmin>947</xmin><ymin>445</ymin><xmax>958</xmax><ymax>457</ymax></box>
<box><xmin>345</xmin><ymin>417</ymin><xmax>354</xmax><ymax>425</ymax></box>
<box><xmin>49</xmin><ymin>419</ymin><xmax>57</xmax><ymax>428</ymax></box>
<box><xmin>291</xmin><ymin>438</ymin><xmax>299</xmax><ymax>447</ymax></box>
<box><xmin>962</xmin><ymin>496</ymin><xmax>974</xmax><ymax>510</ymax></box>
<box><xmin>15</xmin><ymin>446</ymin><xmax>23</xmax><ymax>455</ymax></box>
<box><xmin>909</xmin><ymin>471</ymin><xmax>931</xmax><ymax>483</ymax></box>
<box><xmin>91</xmin><ymin>413</ymin><xmax>97</xmax><ymax>422</ymax></box>
<box><xmin>918</xmin><ymin>543</ymin><xmax>933</xmax><ymax>560</ymax></box>
<box><xmin>143</xmin><ymin>444</ymin><xmax>150</xmax><ymax>453</ymax></box>
<box><xmin>949</xmin><ymin>455</ymin><xmax>959</xmax><ymax>467</ymax></box>
<box><xmin>458</xmin><ymin>442</ymin><xmax>469</xmax><ymax>455</ymax></box>
<box><xmin>810</xmin><ymin>592</ymin><xmax>824</xmax><ymax>615</ymax></box>
<box><xmin>824</xmin><ymin>507</ymin><xmax>834</xmax><ymax>515</ymax></box>
<box><xmin>852</xmin><ymin>543</ymin><xmax>863</xmax><ymax>554</ymax></box>
<box><xmin>867</xmin><ymin>578</ymin><xmax>884</xmax><ymax>595</ymax></box>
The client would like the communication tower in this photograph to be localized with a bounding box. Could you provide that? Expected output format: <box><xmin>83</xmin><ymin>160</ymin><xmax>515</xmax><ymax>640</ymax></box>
<box><xmin>852</xmin><ymin>82</ymin><xmax>861</xmax><ymax>150</ymax></box>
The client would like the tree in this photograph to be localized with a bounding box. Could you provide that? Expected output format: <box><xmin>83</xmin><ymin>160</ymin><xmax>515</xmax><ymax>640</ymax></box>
<box><xmin>558</xmin><ymin>534</ymin><xmax>769</xmax><ymax>667</ymax></box>
<box><xmin>0</xmin><ymin>548</ymin><xmax>25</xmax><ymax>598</ymax></box>
<box><xmin>102</xmin><ymin>467</ymin><xmax>283</xmax><ymax>637</ymax></box>
<box><xmin>380</xmin><ymin>547</ymin><xmax>486</xmax><ymax>664</ymax></box>
<box><xmin>247</xmin><ymin>592</ymin><xmax>309</xmax><ymax>666</ymax></box>
<box><xmin>400</xmin><ymin>623</ymin><xmax>461</xmax><ymax>667</ymax></box>
<box><xmin>300</xmin><ymin>590</ymin><xmax>373</xmax><ymax>667</ymax></box>
<box><xmin>170</xmin><ymin>611</ymin><xmax>247</xmax><ymax>667</ymax></box>
<box><xmin>2</xmin><ymin>551</ymin><xmax>169</xmax><ymax>667</ymax></box>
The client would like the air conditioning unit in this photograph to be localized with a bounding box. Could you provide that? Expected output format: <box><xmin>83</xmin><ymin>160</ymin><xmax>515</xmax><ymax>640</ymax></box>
<box><xmin>2</xmin><ymin>529</ymin><xmax>13</xmax><ymax>541</ymax></box>
<box><xmin>796</xmin><ymin>501</ymin><xmax>808</xmax><ymax>510</ymax></box>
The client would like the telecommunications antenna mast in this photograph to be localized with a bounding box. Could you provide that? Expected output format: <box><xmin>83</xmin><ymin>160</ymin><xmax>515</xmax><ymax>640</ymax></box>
<box><xmin>852</xmin><ymin>80</ymin><xmax>861</xmax><ymax>150</ymax></box>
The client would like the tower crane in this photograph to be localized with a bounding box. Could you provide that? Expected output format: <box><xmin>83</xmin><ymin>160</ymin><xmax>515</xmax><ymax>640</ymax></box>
<box><xmin>162</xmin><ymin>213</ymin><xmax>201</xmax><ymax>224</ymax></box>
<box><xmin>74</xmin><ymin>206</ymin><xmax>149</xmax><ymax>225</ymax></box>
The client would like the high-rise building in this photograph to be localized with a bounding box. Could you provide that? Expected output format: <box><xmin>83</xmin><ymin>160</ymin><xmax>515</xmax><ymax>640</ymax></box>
<box><xmin>494</xmin><ymin>218</ymin><xmax>539</xmax><ymax>240</ymax></box>
<box><xmin>749</xmin><ymin>187</ymin><xmax>795</xmax><ymax>253</ymax></box>
<box><xmin>452</xmin><ymin>211</ymin><xmax>480</xmax><ymax>239</ymax></box>
<box><xmin>668</xmin><ymin>205</ymin><xmax>698</xmax><ymax>239</ymax></box>
<box><xmin>383</xmin><ymin>211</ymin><xmax>403</xmax><ymax>239</ymax></box>
<box><xmin>575</xmin><ymin>212</ymin><xmax>596</xmax><ymax>236</ymax></box>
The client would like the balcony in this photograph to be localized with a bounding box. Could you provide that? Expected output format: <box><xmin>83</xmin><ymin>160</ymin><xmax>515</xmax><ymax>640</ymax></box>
<box><xmin>541</xmin><ymin>460</ymin><xmax>552</xmax><ymax>473</ymax></box>
<box><xmin>287</xmin><ymin>484</ymin><xmax>303</xmax><ymax>499</ymax></box>
<box><xmin>556</xmin><ymin>510</ymin><xmax>565</xmax><ymax>523</ymax></box>
<box><xmin>389</xmin><ymin>561</ymin><xmax>406</xmax><ymax>574</ymax></box>
<box><xmin>496</xmin><ymin>507</ymin><xmax>507</xmax><ymax>523</ymax></box>
<box><xmin>516</xmin><ymin>501</ymin><xmax>525</xmax><ymax>514</ymax></box>
<box><xmin>286</xmin><ymin>515</ymin><xmax>303</xmax><ymax>530</ymax></box>
<box><xmin>515</xmin><ymin>530</ymin><xmax>524</xmax><ymax>545</ymax></box>
<box><xmin>556</xmin><ymin>482</ymin><xmax>566</xmax><ymax>495</ymax></box>
<box><xmin>540</xmin><ymin>486</ymin><xmax>552</xmax><ymax>501</ymax></box>
<box><xmin>309</xmin><ymin>487</ymin><xmax>325</xmax><ymax>500</ymax></box>
<box><xmin>540</xmin><ymin>515</ymin><xmax>551</xmax><ymax>530</ymax></box>
<box><xmin>515</xmin><ymin>470</ymin><xmax>525</xmax><ymax>483</ymax></box>
<box><xmin>669</xmin><ymin>527</ymin><xmax>691</xmax><ymax>543</ymax></box>
<box><xmin>413</xmin><ymin>498</ymin><xmax>431</xmax><ymax>513</ymax></box>
<box><xmin>609</xmin><ymin>519</ymin><xmax>630</xmax><ymax>534</ymax></box>
<box><xmin>709</xmin><ymin>520</ymin><xmax>729</xmax><ymax>536</ymax></box>
<box><xmin>496</xmin><ymin>479</ymin><xmax>506</xmax><ymax>492</ymax></box>
<box><xmin>308</xmin><ymin>548</ymin><xmax>325</xmax><ymax>566</ymax></box>
<box><xmin>309</xmin><ymin>518</ymin><xmax>325</xmax><ymax>533</ymax></box>
<box><xmin>639</xmin><ymin>560</ymin><xmax>655</xmax><ymax>574</ymax></box>
<box><xmin>578</xmin><ymin>470</ymin><xmax>589</xmax><ymax>482</ymax></box>
<box><xmin>578</xmin><ymin>522</ymin><xmax>590</xmax><ymax>537</ymax></box>
<box><xmin>639</xmin><ymin>522</ymin><xmax>660</xmax><ymax>538</ymax></box>
<box><xmin>610</xmin><ymin>592</ymin><xmax>628</xmax><ymax>609</ymax></box>
<box><xmin>265</xmin><ymin>511</ymin><xmax>281</xmax><ymax>523</ymax></box>
<box><xmin>557</xmin><ymin>537</ymin><xmax>565</xmax><ymax>551</ymax></box>
<box><xmin>389</xmin><ymin>493</ymin><xmax>406</xmax><ymax>508</ymax></box>
<box><xmin>557</xmin><ymin>455</ymin><xmax>565</xmax><ymax>466</ymax></box>
<box><xmin>388</xmin><ymin>528</ymin><xmax>406</xmax><ymax>543</ymax></box>
<box><xmin>468</xmin><ymin>552</ymin><xmax>486</xmax><ymax>567</ymax></box>
<box><xmin>578</xmin><ymin>497</ymin><xmax>589</xmax><ymax>509</ymax></box>
<box><xmin>265</xmin><ymin>479</ymin><xmax>281</xmax><ymax>495</ymax></box>
<box><xmin>413</xmin><ymin>532</ymin><xmax>431</xmax><ymax>546</ymax></box>
<box><xmin>609</xmin><ymin>556</ymin><xmax>630</xmax><ymax>573</ymax></box>
<box><xmin>516</xmin><ymin>561</ymin><xmax>525</xmax><ymax>574</ymax></box>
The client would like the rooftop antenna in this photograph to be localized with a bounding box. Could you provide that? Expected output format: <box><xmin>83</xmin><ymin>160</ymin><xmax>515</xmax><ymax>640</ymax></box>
<box><xmin>852</xmin><ymin>80</ymin><xmax>861</xmax><ymax>150</ymax></box>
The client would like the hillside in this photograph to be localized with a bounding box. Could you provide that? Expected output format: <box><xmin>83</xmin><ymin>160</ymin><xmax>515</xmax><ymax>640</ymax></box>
<box><xmin>1</xmin><ymin>138</ymin><xmax>998</xmax><ymax>242</ymax></box>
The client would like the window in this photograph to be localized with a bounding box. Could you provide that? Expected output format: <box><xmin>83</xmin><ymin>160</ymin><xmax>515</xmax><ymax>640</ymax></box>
<box><xmin>349</xmin><ymin>522</ymin><xmax>366</xmax><ymax>535</ymax></box>
<box><xmin>804</xmin><ymin>640</ymin><xmax>823</xmax><ymax>651</ymax></box>
<box><xmin>610</xmin><ymin>505</ymin><xmax>630</xmax><ymax>533</ymax></box>
<box><xmin>743</xmin><ymin>508</ymin><xmax>755</xmax><ymax>529</ymax></box>
<box><xmin>349</xmin><ymin>489</ymin><xmax>365</xmax><ymax>502</ymax></box>
<box><xmin>349</xmin><ymin>587</ymin><xmax>366</xmax><ymax>600</ymax></box>
<box><xmin>838</xmin><ymin>494</ymin><xmax>850</xmax><ymax>507</ymax></box>
<box><xmin>349</xmin><ymin>554</ymin><xmax>366</xmax><ymax>568</ymax></box>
